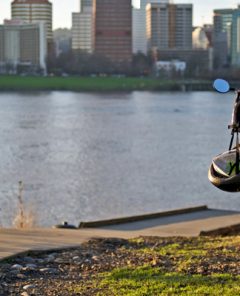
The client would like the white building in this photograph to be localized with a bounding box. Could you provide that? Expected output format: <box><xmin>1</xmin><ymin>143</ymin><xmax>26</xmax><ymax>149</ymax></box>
<box><xmin>132</xmin><ymin>0</ymin><xmax>170</xmax><ymax>54</ymax></box>
<box><xmin>193</xmin><ymin>27</ymin><xmax>209</xmax><ymax>49</ymax></box>
<box><xmin>155</xmin><ymin>60</ymin><xmax>186</xmax><ymax>75</ymax></box>
<box><xmin>11</xmin><ymin>0</ymin><xmax>52</xmax><ymax>40</ymax></box>
<box><xmin>72</xmin><ymin>0</ymin><xmax>93</xmax><ymax>52</ymax></box>
<box><xmin>0</xmin><ymin>20</ymin><xmax>47</xmax><ymax>74</ymax></box>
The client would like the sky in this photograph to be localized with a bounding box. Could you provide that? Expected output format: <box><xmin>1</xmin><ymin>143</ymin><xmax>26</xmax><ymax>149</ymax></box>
<box><xmin>0</xmin><ymin>0</ymin><xmax>239</xmax><ymax>29</ymax></box>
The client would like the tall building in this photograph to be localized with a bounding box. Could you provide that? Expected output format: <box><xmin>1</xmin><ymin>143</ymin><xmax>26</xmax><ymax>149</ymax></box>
<box><xmin>214</xmin><ymin>9</ymin><xmax>233</xmax><ymax>34</ymax></box>
<box><xmin>81</xmin><ymin>0</ymin><xmax>92</xmax><ymax>9</ymax></box>
<box><xmin>53</xmin><ymin>28</ymin><xmax>72</xmax><ymax>56</ymax></box>
<box><xmin>133</xmin><ymin>0</ymin><xmax>170</xmax><ymax>54</ymax></box>
<box><xmin>193</xmin><ymin>27</ymin><xmax>210</xmax><ymax>50</ymax></box>
<box><xmin>203</xmin><ymin>24</ymin><xmax>213</xmax><ymax>48</ymax></box>
<box><xmin>0</xmin><ymin>20</ymin><xmax>47</xmax><ymax>74</ymax></box>
<box><xmin>72</xmin><ymin>0</ymin><xmax>93</xmax><ymax>52</ymax></box>
<box><xmin>213</xmin><ymin>9</ymin><xmax>233</xmax><ymax>67</ymax></box>
<box><xmin>93</xmin><ymin>0</ymin><xmax>132</xmax><ymax>62</ymax></box>
<box><xmin>11</xmin><ymin>0</ymin><xmax>52</xmax><ymax>40</ymax></box>
<box><xmin>192</xmin><ymin>25</ymin><xmax>213</xmax><ymax>71</ymax></box>
<box><xmin>146</xmin><ymin>3</ymin><xmax>192</xmax><ymax>51</ymax></box>
<box><xmin>231</xmin><ymin>8</ymin><xmax>240</xmax><ymax>66</ymax></box>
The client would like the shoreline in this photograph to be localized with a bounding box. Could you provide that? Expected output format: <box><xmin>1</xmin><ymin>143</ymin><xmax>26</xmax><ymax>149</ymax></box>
<box><xmin>1</xmin><ymin>206</ymin><xmax>240</xmax><ymax>261</ymax></box>
<box><xmin>1</xmin><ymin>206</ymin><xmax>240</xmax><ymax>294</ymax></box>
<box><xmin>0</xmin><ymin>76</ymin><xmax>212</xmax><ymax>92</ymax></box>
<box><xmin>1</xmin><ymin>236</ymin><xmax>240</xmax><ymax>295</ymax></box>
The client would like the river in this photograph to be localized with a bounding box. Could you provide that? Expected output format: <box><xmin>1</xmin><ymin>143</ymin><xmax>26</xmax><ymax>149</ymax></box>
<box><xmin>0</xmin><ymin>91</ymin><xmax>239</xmax><ymax>227</ymax></box>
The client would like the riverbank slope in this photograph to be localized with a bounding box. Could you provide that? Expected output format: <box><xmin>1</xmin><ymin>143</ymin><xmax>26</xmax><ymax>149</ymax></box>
<box><xmin>1</xmin><ymin>236</ymin><xmax>240</xmax><ymax>295</ymax></box>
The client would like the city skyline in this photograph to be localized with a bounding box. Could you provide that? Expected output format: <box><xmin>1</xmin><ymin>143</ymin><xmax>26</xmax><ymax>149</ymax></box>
<box><xmin>0</xmin><ymin>0</ymin><xmax>239</xmax><ymax>29</ymax></box>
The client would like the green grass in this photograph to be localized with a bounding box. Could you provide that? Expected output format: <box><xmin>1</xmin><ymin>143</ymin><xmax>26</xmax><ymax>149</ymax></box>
<box><xmin>71</xmin><ymin>236</ymin><xmax>240</xmax><ymax>295</ymax></box>
<box><xmin>0</xmin><ymin>76</ymin><xmax>211</xmax><ymax>92</ymax></box>
<box><xmin>74</xmin><ymin>268</ymin><xmax>240</xmax><ymax>296</ymax></box>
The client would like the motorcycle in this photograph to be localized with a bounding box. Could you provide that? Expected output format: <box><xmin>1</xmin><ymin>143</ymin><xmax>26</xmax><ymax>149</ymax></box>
<box><xmin>208</xmin><ymin>79</ymin><xmax>240</xmax><ymax>192</ymax></box>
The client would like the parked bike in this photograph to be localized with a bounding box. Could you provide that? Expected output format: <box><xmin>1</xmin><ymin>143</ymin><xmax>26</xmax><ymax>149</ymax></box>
<box><xmin>208</xmin><ymin>79</ymin><xmax>240</xmax><ymax>192</ymax></box>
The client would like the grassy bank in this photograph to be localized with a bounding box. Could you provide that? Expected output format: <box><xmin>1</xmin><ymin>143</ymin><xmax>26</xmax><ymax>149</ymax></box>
<box><xmin>2</xmin><ymin>236</ymin><xmax>240</xmax><ymax>295</ymax></box>
<box><xmin>71</xmin><ymin>236</ymin><xmax>240</xmax><ymax>295</ymax></box>
<box><xmin>0</xmin><ymin>76</ymin><xmax>211</xmax><ymax>92</ymax></box>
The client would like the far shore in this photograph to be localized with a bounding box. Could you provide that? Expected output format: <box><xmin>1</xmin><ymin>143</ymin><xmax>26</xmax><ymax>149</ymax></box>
<box><xmin>0</xmin><ymin>76</ymin><xmax>213</xmax><ymax>92</ymax></box>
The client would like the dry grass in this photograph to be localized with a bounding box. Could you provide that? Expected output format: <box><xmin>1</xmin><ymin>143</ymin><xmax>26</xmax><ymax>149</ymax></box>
<box><xmin>12</xmin><ymin>181</ymin><xmax>37</xmax><ymax>229</ymax></box>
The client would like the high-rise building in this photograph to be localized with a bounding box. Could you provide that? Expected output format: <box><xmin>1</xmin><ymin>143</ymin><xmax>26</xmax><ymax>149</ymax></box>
<box><xmin>193</xmin><ymin>27</ymin><xmax>210</xmax><ymax>50</ymax></box>
<box><xmin>192</xmin><ymin>25</ymin><xmax>213</xmax><ymax>70</ymax></box>
<box><xmin>214</xmin><ymin>9</ymin><xmax>233</xmax><ymax>34</ymax></box>
<box><xmin>0</xmin><ymin>20</ymin><xmax>47</xmax><ymax>74</ymax></box>
<box><xmin>93</xmin><ymin>0</ymin><xmax>132</xmax><ymax>62</ymax></box>
<box><xmin>72</xmin><ymin>0</ymin><xmax>93</xmax><ymax>52</ymax></box>
<box><xmin>81</xmin><ymin>0</ymin><xmax>92</xmax><ymax>9</ymax></box>
<box><xmin>213</xmin><ymin>9</ymin><xmax>233</xmax><ymax>67</ymax></box>
<box><xmin>146</xmin><ymin>3</ymin><xmax>192</xmax><ymax>51</ymax></box>
<box><xmin>11</xmin><ymin>0</ymin><xmax>52</xmax><ymax>40</ymax></box>
<box><xmin>231</xmin><ymin>8</ymin><xmax>240</xmax><ymax>66</ymax></box>
<box><xmin>53</xmin><ymin>28</ymin><xmax>72</xmax><ymax>56</ymax></box>
<box><xmin>203</xmin><ymin>24</ymin><xmax>213</xmax><ymax>48</ymax></box>
<box><xmin>132</xmin><ymin>0</ymin><xmax>170</xmax><ymax>54</ymax></box>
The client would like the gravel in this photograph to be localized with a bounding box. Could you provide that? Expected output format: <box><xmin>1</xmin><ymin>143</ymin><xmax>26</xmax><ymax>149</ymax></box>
<box><xmin>1</xmin><ymin>236</ymin><xmax>240</xmax><ymax>295</ymax></box>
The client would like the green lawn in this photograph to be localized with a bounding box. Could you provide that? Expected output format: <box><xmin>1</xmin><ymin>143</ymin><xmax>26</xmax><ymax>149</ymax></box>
<box><xmin>0</xmin><ymin>76</ymin><xmax>210</xmax><ymax>91</ymax></box>
<box><xmin>76</xmin><ymin>268</ymin><xmax>240</xmax><ymax>296</ymax></box>
<box><xmin>71</xmin><ymin>236</ymin><xmax>240</xmax><ymax>295</ymax></box>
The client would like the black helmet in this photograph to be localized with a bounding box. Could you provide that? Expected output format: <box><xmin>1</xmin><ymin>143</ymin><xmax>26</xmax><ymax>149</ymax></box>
<box><xmin>208</xmin><ymin>159</ymin><xmax>240</xmax><ymax>192</ymax></box>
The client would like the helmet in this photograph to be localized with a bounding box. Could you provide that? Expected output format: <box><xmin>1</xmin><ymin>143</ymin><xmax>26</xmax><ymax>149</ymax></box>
<box><xmin>208</xmin><ymin>149</ymin><xmax>240</xmax><ymax>192</ymax></box>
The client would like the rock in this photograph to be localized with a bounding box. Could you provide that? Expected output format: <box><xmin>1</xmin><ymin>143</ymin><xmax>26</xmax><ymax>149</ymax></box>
<box><xmin>39</xmin><ymin>268</ymin><xmax>48</xmax><ymax>272</ymax></box>
<box><xmin>11</xmin><ymin>264</ymin><xmax>23</xmax><ymax>270</ymax></box>
<box><xmin>49</xmin><ymin>252</ymin><xmax>58</xmax><ymax>257</ymax></box>
<box><xmin>22</xmin><ymin>257</ymin><xmax>35</xmax><ymax>264</ymax></box>
<box><xmin>39</xmin><ymin>268</ymin><xmax>58</xmax><ymax>274</ymax></box>
<box><xmin>2</xmin><ymin>263</ymin><xmax>11</xmax><ymax>269</ymax></box>
<box><xmin>22</xmin><ymin>267</ymin><xmax>36</xmax><ymax>272</ymax></box>
<box><xmin>9</xmin><ymin>269</ymin><xmax>19</xmax><ymax>275</ymax></box>
<box><xmin>23</xmin><ymin>284</ymin><xmax>36</xmax><ymax>290</ymax></box>
<box><xmin>54</xmin><ymin>258</ymin><xmax>65</xmax><ymax>263</ymax></box>
<box><xmin>26</xmin><ymin>264</ymin><xmax>37</xmax><ymax>269</ymax></box>
<box><xmin>17</xmin><ymin>274</ymin><xmax>27</xmax><ymax>279</ymax></box>
<box><xmin>45</xmin><ymin>254</ymin><xmax>55</xmax><ymax>263</ymax></box>
<box><xmin>92</xmin><ymin>256</ymin><xmax>99</xmax><ymax>261</ymax></box>
<box><xmin>26</xmin><ymin>263</ymin><xmax>37</xmax><ymax>269</ymax></box>
<box><xmin>21</xmin><ymin>292</ymin><xmax>29</xmax><ymax>296</ymax></box>
<box><xmin>53</xmin><ymin>221</ymin><xmax>77</xmax><ymax>229</ymax></box>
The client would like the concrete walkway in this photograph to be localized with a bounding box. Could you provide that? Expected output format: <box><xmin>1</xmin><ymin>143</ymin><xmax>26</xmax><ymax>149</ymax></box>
<box><xmin>1</xmin><ymin>207</ymin><xmax>240</xmax><ymax>261</ymax></box>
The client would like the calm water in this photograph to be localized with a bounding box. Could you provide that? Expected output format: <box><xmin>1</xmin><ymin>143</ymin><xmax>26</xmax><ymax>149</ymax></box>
<box><xmin>0</xmin><ymin>91</ymin><xmax>239</xmax><ymax>227</ymax></box>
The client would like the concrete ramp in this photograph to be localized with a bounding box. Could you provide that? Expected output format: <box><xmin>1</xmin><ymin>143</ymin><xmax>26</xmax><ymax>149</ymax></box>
<box><xmin>1</xmin><ymin>206</ymin><xmax>240</xmax><ymax>261</ymax></box>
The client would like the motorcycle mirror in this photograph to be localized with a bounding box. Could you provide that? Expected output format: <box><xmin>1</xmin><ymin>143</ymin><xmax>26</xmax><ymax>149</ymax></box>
<box><xmin>213</xmin><ymin>79</ymin><xmax>230</xmax><ymax>93</ymax></box>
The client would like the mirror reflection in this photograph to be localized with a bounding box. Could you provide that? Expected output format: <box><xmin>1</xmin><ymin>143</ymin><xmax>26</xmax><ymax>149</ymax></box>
<box><xmin>213</xmin><ymin>79</ymin><xmax>230</xmax><ymax>93</ymax></box>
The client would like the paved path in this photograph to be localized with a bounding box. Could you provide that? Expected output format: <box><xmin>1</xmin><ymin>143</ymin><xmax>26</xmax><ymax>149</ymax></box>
<box><xmin>1</xmin><ymin>208</ymin><xmax>240</xmax><ymax>261</ymax></box>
